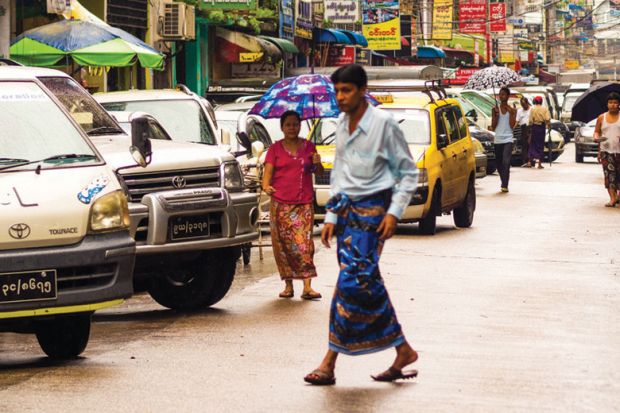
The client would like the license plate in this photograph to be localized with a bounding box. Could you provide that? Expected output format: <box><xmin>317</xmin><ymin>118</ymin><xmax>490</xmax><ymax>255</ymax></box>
<box><xmin>169</xmin><ymin>215</ymin><xmax>211</xmax><ymax>241</ymax></box>
<box><xmin>0</xmin><ymin>269</ymin><xmax>57</xmax><ymax>303</ymax></box>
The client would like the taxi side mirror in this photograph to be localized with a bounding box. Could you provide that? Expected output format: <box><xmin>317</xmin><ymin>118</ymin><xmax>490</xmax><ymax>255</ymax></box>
<box><xmin>130</xmin><ymin>117</ymin><xmax>153</xmax><ymax>168</ymax></box>
<box><xmin>221</xmin><ymin>129</ymin><xmax>231</xmax><ymax>146</ymax></box>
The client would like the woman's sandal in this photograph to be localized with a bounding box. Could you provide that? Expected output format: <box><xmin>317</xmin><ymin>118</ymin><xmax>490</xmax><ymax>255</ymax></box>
<box><xmin>605</xmin><ymin>201</ymin><xmax>617</xmax><ymax>208</ymax></box>
<box><xmin>371</xmin><ymin>366</ymin><xmax>418</xmax><ymax>382</ymax></box>
<box><xmin>279</xmin><ymin>290</ymin><xmax>294</xmax><ymax>298</ymax></box>
<box><xmin>304</xmin><ymin>369</ymin><xmax>336</xmax><ymax>385</ymax></box>
<box><xmin>301</xmin><ymin>291</ymin><xmax>322</xmax><ymax>300</ymax></box>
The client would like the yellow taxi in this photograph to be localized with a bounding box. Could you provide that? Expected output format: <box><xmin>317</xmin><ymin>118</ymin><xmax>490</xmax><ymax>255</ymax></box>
<box><xmin>311</xmin><ymin>86</ymin><xmax>476</xmax><ymax>234</ymax></box>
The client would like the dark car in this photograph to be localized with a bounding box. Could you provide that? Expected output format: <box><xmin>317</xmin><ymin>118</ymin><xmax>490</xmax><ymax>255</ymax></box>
<box><xmin>468</xmin><ymin>121</ymin><xmax>496</xmax><ymax>174</ymax></box>
<box><xmin>574</xmin><ymin>119</ymin><xmax>599</xmax><ymax>163</ymax></box>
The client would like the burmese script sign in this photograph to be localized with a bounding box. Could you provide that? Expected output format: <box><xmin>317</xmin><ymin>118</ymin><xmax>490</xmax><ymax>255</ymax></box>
<box><xmin>362</xmin><ymin>0</ymin><xmax>401</xmax><ymax>50</ymax></box>
<box><xmin>324</xmin><ymin>0</ymin><xmax>359</xmax><ymax>24</ymax></box>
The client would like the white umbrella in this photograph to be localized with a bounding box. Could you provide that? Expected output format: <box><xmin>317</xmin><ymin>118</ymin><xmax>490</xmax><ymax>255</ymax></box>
<box><xmin>464</xmin><ymin>66</ymin><xmax>521</xmax><ymax>91</ymax></box>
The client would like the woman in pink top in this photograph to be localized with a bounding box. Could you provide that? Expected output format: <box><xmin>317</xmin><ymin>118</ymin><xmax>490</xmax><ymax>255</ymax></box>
<box><xmin>262</xmin><ymin>111</ymin><xmax>324</xmax><ymax>299</ymax></box>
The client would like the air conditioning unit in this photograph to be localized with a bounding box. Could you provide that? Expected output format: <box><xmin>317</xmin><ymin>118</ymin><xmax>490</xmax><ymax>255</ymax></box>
<box><xmin>161</xmin><ymin>2</ymin><xmax>195</xmax><ymax>41</ymax></box>
<box><xmin>47</xmin><ymin>0</ymin><xmax>70</xmax><ymax>14</ymax></box>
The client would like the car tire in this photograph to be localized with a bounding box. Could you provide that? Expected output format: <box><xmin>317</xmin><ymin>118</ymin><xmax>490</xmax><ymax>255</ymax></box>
<box><xmin>419</xmin><ymin>185</ymin><xmax>440</xmax><ymax>235</ymax></box>
<box><xmin>36</xmin><ymin>313</ymin><xmax>91</xmax><ymax>359</ymax></box>
<box><xmin>148</xmin><ymin>247</ymin><xmax>240</xmax><ymax>310</ymax></box>
<box><xmin>454</xmin><ymin>178</ymin><xmax>476</xmax><ymax>228</ymax></box>
<box><xmin>575</xmin><ymin>151</ymin><xmax>584</xmax><ymax>163</ymax></box>
<box><xmin>241</xmin><ymin>243</ymin><xmax>252</xmax><ymax>266</ymax></box>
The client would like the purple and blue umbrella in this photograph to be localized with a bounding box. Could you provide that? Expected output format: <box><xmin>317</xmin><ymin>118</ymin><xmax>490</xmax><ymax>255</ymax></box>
<box><xmin>249</xmin><ymin>74</ymin><xmax>379</xmax><ymax>120</ymax></box>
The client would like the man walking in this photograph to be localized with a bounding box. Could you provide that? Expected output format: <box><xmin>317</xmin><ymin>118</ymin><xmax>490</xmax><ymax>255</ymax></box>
<box><xmin>491</xmin><ymin>87</ymin><xmax>517</xmax><ymax>192</ymax></box>
<box><xmin>303</xmin><ymin>64</ymin><xmax>419</xmax><ymax>386</ymax></box>
<box><xmin>516</xmin><ymin>97</ymin><xmax>531</xmax><ymax>167</ymax></box>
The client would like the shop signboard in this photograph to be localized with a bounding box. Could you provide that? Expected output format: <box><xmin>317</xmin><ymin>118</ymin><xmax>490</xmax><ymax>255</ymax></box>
<box><xmin>432</xmin><ymin>0</ymin><xmax>453</xmax><ymax>40</ymax></box>
<box><xmin>362</xmin><ymin>0</ymin><xmax>401</xmax><ymax>50</ymax></box>
<box><xmin>400</xmin><ymin>0</ymin><xmax>414</xmax><ymax>15</ymax></box>
<box><xmin>313</xmin><ymin>0</ymin><xmax>324</xmax><ymax>27</ymax></box>
<box><xmin>564</xmin><ymin>59</ymin><xmax>580</xmax><ymax>70</ymax></box>
<box><xmin>231</xmin><ymin>63</ymin><xmax>279</xmax><ymax>78</ymax></box>
<box><xmin>203</xmin><ymin>0</ymin><xmax>257</xmax><ymax>10</ymax></box>
<box><xmin>295</xmin><ymin>0</ymin><xmax>313</xmax><ymax>39</ymax></box>
<box><xmin>280</xmin><ymin>0</ymin><xmax>295</xmax><ymax>40</ymax></box>
<box><xmin>459</xmin><ymin>0</ymin><xmax>486</xmax><ymax>34</ymax></box>
<box><xmin>490</xmin><ymin>1</ymin><xmax>506</xmax><ymax>33</ymax></box>
<box><xmin>453</xmin><ymin>68</ymin><xmax>480</xmax><ymax>84</ymax></box>
<box><xmin>356</xmin><ymin>48</ymin><xmax>372</xmax><ymax>65</ymax></box>
<box><xmin>326</xmin><ymin>45</ymin><xmax>356</xmax><ymax>66</ymax></box>
<box><xmin>324</xmin><ymin>0</ymin><xmax>359</xmax><ymax>24</ymax></box>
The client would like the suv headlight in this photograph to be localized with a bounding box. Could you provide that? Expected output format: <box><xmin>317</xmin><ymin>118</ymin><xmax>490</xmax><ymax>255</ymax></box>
<box><xmin>221</xmin><ymin>161</ymin><xmax>244</xmax><ymax>191</ymax></box>
<box><xmin>417</xmin><ymin>168</ymin><xmax>428</xmax><ymax>186</ymax></box>
<box><xmin>89</xmin><ymin>190</ymin><xmax>130</xmax><ymax>233</ymax></box>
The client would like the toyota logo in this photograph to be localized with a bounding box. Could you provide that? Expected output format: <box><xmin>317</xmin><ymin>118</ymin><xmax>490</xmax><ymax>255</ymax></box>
<box><xmin>9</xmin><ymin>223</ymin><xmax>31</xmax><ymax>240</ymax></box>
<box><xmin>172</xmin><ymin>176</ymin><xmax>186</xmax><ymax>189</ymax></box>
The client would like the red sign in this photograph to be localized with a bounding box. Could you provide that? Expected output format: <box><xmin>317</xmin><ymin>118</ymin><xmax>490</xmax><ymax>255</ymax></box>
<box><xmin>327</xmin><ymin>46</ymin><xmax>355</xmax><ymax>66</ymax></box>
<box><xmin>459</xmin><ymin>0</ymin><xmax>486</xmax><ymax>34</ymax></box>
<box><xmin>490</xmin><ymin>2</ymin><xmax>506</xmax><ymax>32</ymax></box>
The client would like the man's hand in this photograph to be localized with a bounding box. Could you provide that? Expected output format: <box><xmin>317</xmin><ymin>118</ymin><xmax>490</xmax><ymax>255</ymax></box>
<box><xmin>321</xmin><ymin>223</ymin><xmax>335</xmax><ymax>248</ymax></box>
<box><xmin>263</xmin><ymin>185</ymin><xmax>276</xmax><ymax>195</ymax></box>
<box><xmin>377</xmin><ymin>214</ymin><xmax>398</xmax><ymax>241</ymax></box>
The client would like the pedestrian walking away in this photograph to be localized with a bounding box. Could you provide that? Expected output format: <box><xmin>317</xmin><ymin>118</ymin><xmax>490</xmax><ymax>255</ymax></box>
<box><xmin>262</xmin><ymin>110</ymin><xmax>324</xmax><ymax>299</ymax></box>
<box><xmin>593</xmin><ymin>92</ymin><xmax>620</xmax><ymax>207</ymax></box>
<box><xmin>527</xmin><ymin>96</ymin><xmax>551</xmax><ymax>169</ymax></box>
<box><xmin>491</xmin><ymin>87</ymin><xmax>517</xmax><ymax>192</ymax></box>
<box><xmin>303</xmin><ymin>64</ymin><xmax>420</xmax><ymax>386</ymax></box>
<box><xmin>516</xmin><ymin>97</ymin><xmax>532</xmax><ymax>167</ymax></box>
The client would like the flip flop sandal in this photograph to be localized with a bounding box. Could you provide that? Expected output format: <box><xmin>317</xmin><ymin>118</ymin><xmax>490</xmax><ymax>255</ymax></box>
<box><xmin>279</xmin><ymin>290</ymin><xmax>294</xmax><ymax>298</ymax></box>
<box><xmin>371</xmin><ymin>366</ymin><xmax>418</xmax><ymax>382</ymax></box>
<box><xmin>301</xmin><ymin>291</ymin><xmax>322</xmax><ymax>300</ymax></box>
<box><xmin>304</xmin><ymin>369</ymin><xmax>335</xmax><ymax>385</ymax></box>
<box><xmin>605</xmin><ymin>202</ymin><xmax>616</xmax><ymax>208</ymax></box>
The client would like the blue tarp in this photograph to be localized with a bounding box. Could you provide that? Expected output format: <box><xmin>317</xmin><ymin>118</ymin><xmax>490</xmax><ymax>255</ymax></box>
<box><xmin>317</xmin><ymin>29</ymin><xmax>352</xmax><ymax>44</ymax></box>
<box><xmin>416</xmin><ymin>46</ymin><xmax>446</xmax><ymax>59</ymax></box>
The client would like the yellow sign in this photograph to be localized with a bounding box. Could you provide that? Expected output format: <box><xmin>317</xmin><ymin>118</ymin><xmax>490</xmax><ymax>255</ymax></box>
<box><xmin>432</xmin><ymin>0</ymin><xmax>453</xmax><ymax>40</ymax></box>
<box><xmin>564</xmin><ymin>59</ymin><xmax>580</xmax><ymax>70</ymax></box>
<box><xmin>363</xmin><ymin>18</ymin><xmax>401</xmax><ymax>51</ymax></box>
<box><xmin>499</xmin><ymin>51</ymin><xmax>514</xmax><ymax>63</ymax></box>
<box><xmin>239</xmin><ymin>52</ymin><xmax>263</xmax><ymax>63</ymax></box>
<box><xmin>372</xmin><ymin>94</ymin><xmax>394</xmax><ymax>103</ymax></box>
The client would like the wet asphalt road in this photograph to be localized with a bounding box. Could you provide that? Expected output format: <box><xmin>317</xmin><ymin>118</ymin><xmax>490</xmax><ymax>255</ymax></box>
<box><xmin>1</xmin><ymin>143</ymin><xmax>619</xmax><ymax>412</ymax></box>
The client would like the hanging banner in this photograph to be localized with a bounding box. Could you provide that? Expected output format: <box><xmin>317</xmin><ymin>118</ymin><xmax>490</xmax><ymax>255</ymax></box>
<box><xmin>327</xmin><ymin>45</ymin><xmax>356</xmax><ymax>66</ymax></box>
<box><xmin>490</xmin><ymin>1</ymin><xmax>506</xmax><ymax>33</ymax></box>
<box><xmin>324</xmin><ymin>0</ymin><xmax>359</xmax><ymax>24</ymax></box>
<box><xmin>362</xmin><ymin>0</ymin><xmax>401</xmax><ymax>50</ymax></box>
<box><xmin>459</xmin><ymin>0</ymin><xmax>486</xmax><ymax>34</ymax></box>
<box><xmin>356</xmin><ymin>48</ymin><xmax>372</xmax><ymax>65</ymax></box>
<box><xmin>295</xmin><ymin>0</ymin><xmax>313</xmax><ymax>39</ymax></box>
<box><xmin>280</xmin><ymin>0</ymin><xmax>295</xmax><ymax>40</ymax></box>
<box><xmin>432</xmin><ymin>0</ymin><xmax>453</xmax><ymax>40</ymax></box>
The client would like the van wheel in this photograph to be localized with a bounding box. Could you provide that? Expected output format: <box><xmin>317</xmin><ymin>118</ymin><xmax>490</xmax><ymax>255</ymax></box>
<box><xmin>419</xmin><ymin>186</ymin><xmax>440</xmax><ymax>235</ymax></box>
<box><xmin>454</xmin><ymin>178</ymin><xmax>476</xmax><ymax>228</ymax></box>
<box><xmin>148</xmin><ymin>247</ymin><xmax>240</xmax><ymax>310</ymax></box>
<box><xmin>36</xmin><ymin>313</ymin><xmax>91</xmax><ymax>359</ymax></box>
<box><xmin>241</xmin><ymin>243</ymin><xmax>252</xmax><ymax>266</ymax></box>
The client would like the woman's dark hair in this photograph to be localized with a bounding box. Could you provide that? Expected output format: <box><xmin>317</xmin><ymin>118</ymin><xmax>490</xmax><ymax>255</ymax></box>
<box><xmin>330</xmin><ymin>64</ymin><xmax>367</xmax><ymax>89</ymax></box>
<box><xmin>280</xmin><ymin>110</ymin><xmax>301</xmax><ymax>127</ymax></box>
<box><xmin>499</xmin><ymin>86</ymin><xmax>510</xmax><ymax>95</ymax></box>
<box><xmin>607</xmin><ymin>92</ymin><xmax>620</xmax><ymax>103</ymax></box>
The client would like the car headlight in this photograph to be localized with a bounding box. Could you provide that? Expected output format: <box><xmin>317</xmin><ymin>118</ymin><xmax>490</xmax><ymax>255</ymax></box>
<box><xmin>89</xmin><ymin>190</ymin><xmax>130</xmax><ymax>233</ymax></box>
<box><xmin>417</xmin><ymin>168</ymin><xmax>428</xmax><ymax>186</ymax></box>
<box><xmin>221</xmin><ymin>161</ymin><xmax>244</xmax><ymax>190</ymax></box>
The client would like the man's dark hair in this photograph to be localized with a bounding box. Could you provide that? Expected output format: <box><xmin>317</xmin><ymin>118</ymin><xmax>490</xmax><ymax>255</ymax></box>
<box><xmin>520</xmin><ymin>97</ymin><xmax>530</xmax><ymax>105</ymax></box>
<box><xmin>280</xmin><ymin>110</ymin><xmax>301</xmax><ymax>127</ymax></box>
<box><xmin>330</xmin><ymin>64</ymin><xmax>367</xmax><ymax>89</ymax></box>
<box><xmin>607</xmin><ymin>92</ymin><xmax>620</xmax><ymax>103</ymax></box>
<box><xmin>499</xmin><ymin>86</ymin><xmax>510</xmax><ymax>95</ymax></box>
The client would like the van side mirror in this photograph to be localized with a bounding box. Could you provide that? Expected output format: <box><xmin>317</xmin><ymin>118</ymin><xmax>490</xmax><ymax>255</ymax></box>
<box><xmin>437</xmin><ymin>133</ymin><xmax>449</xmax><ymax>149</ymax></box>
<box><xmin>130</xmin><ymin>117</ymin><xmax>153</xmax><ymax>168</ymax></box>
<box><xmin>221</xmin><ymin>129</ymin><xmax>231</xmax><ymax>146</ymax></box>
<box><xmin>465</xmin><ymin>109</ymin><xmax>478</xmax><ymax>121</ymax></box>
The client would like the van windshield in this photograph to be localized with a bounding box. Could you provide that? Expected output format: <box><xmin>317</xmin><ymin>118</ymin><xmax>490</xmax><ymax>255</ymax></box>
<box><xmin>101</xmin><ymin>99</ymin><xmax>216</xmax><ymax>145</ymax></box>
<box><xmin>461</xmin><ymin>92</ymin><xmax>495</xmax><ymax>117</ymax></box>
<box><xmin>0</xmin><ymin>81</ymin><xmax>98</xmax><ymax>171</ymax></box>
<box><xmin>562</xmin><ymin>93</ymin><xmax>581</xmax><ymax>112</ymax></box>
<box><xmin>385</xmin><ymin>109</ymin><xmax>431</xmax><ymax>145</ymax></box>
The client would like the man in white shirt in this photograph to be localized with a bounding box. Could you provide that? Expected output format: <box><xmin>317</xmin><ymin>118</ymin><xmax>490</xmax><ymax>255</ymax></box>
<box><xmin>516</xmin><ymin>97</ymin><xmax>532</xmax><ymax>167</ymax></box>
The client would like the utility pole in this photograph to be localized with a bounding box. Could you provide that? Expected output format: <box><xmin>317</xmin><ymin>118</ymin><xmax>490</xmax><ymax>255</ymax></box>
<box><xmin>487</xmin><ymin>0</ymin><xmax>492</xmax><ymax>64</ymax></box>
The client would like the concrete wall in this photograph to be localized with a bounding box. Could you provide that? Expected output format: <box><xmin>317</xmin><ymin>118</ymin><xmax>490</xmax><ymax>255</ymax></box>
<box><xmin>0</xmin><ymin>0</ymin><xmax>10</xmax><ymax>58</ymax></box>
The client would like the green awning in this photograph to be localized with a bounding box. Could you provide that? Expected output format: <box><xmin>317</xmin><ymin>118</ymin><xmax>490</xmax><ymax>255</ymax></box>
<box><xmin>258</xmin><ymin>36</ymin><xmax>299</xmax><ymax>54</ymax></box>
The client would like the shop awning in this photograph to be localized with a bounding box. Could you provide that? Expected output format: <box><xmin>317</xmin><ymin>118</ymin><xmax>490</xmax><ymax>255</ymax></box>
<box><xmin>317</xmin><ymin>29</ymin><xmax>352</xmax><ymax>44</ymax></box>
<box><xmin>258</xmin><ymin>36</ymin><xmax>299</xmax><ymax>54</ymax></box>
<box><xmin>415</xmin><ymin>46</ymin><xmax>446</xmax><ymax>59</ymax></box>
<box><xmin>216</xmin><ymin>27</ymin><xmax>281</xmax><ymax>64</ymax></box>
<box><xmin>336</xmin><ymin>30</ymin><xmax>368</xmax><ymax>47</ymax></box>
<box><xmin>442</xmin><ymin>48</ymin><xmax>474</xmax><ymax>61</ymax></box>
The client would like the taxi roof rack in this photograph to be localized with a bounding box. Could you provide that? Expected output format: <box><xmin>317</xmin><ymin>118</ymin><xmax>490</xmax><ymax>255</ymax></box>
<box><xmin>423</xmin><ymin>80</ymin><xmax>447</xmax><ymax>103</ymax></box>
<box><xmin>366</xmin><ymin>79</ymin><xmax>447</xmax><ymax>103</ymax></box>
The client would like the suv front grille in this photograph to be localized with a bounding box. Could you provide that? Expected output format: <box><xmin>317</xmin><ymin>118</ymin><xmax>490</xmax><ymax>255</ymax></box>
<box><xmin>120</xmin><ymin>167</ymin><xmax>221</xmax><ymax>203</ymax></box>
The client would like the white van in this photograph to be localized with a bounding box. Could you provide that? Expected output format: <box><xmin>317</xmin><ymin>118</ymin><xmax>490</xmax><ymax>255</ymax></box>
<box><xmin>0</xmin><ymin>72</ymin><xmax>137</xmax><ymax>359</ymax></box>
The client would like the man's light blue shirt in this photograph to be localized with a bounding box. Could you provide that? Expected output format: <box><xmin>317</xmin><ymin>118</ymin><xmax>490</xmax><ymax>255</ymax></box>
<box><xmin>324</xmin><ymin>104</ymin><xmax>419</xmax><ymax>225</ymax></box>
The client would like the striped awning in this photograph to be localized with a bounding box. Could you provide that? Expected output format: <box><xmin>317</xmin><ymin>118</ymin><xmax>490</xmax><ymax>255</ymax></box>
<box><xmin>337</xmin><ymin>30</ymin><xmax>368</xmax><ymax>47</ymax></box>
<box><xmin>317</xmin><ymin>29</ymin><xmax>352</xmax><ymax>44</ymax></box>
<box><xmin>216</xmin><ymin>27</ymin><xmax>281</xmax><ymax>64</ymax></box>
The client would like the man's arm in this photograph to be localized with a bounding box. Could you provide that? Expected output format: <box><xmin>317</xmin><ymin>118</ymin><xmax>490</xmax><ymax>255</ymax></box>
<box><xmin>491</xmin><ymin>106</ymin><xmax>499</xmax><ymax>131</ymax></box>
<box><xmin>508</xmin><ymin>106</ymin><xmax>517</xmax><ymax>129</ymax></box>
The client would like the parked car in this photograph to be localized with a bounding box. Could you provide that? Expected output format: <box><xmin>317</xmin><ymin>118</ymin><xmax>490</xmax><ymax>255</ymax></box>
<box><xmin>561</xmin><ymin>84</ymin><xmax>589</xmax><ymax>137</ymax></box>
<box><xmin>0</xmin><ymin>68</ymin><xmax>140</xmax><ymax>358</ymax></box>
<box><xmin>468</xmin><ymin>122</ymin><xmax>496</xmax><ymax>174</ymax></box>
<box><xmin>472</xmin><ymin>137</ymin><xmax>488</xmax><ymax>178</ymax></box>
<box><xmin>313</xmin><ymin>87</ymin><xmax>477</xmax><ymax>235</ymax></box>
<box><xmin>513</xmin><ymin>86</ymin><xmax>561</xmax><ymax>120</ymax></box>
<box><xmin>33</xmin><ymin>69</ymin><xmax>258</xmax><ymax>311</ymax></box>
<box><xmin>574</xmin><ymin>119</ymin><xmax>599</xmax><ymax>163</ymax></box>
